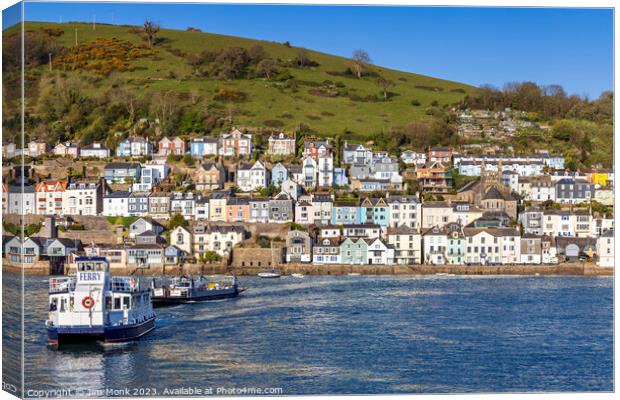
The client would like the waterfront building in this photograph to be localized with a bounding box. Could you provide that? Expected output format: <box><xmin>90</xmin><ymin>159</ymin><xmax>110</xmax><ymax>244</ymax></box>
<box><xmin>170</xmin><ymin>226</ymin><xmax>192</xmax><ymax>255</ymax></box>
<box><xmin>463</xmin><ymin>227</ymin><xmax>521</xmax><ymax>265</ymax></box>
<box><xmin>285</xmin><ymin>230</ymin><xmax>313</xmax><ymax>263</ymax></box>
<box><xmin>541</xmin><ymin>235</ymin><xmax>559</xmax><ymax>264</ymax></box>
<box><xmin>520</xmin><ymin>234</ymin><xmax>542</xmax><ymax>264</ymax></box>
<box><xmin>312</xmin><ymin>237</ymin><xmax>341</xmax><ymax>264</ymax></box>
<box><xmin>294</xmin><ymin>199</ymin><xmax>314</xmax><ymax>225</ymax></box>
<box><xmin>597</xmin><ymin>229</ymin><xmax>614</xmax><ymax>267</ymax></box>
<box><xmin>530</xmin><ymin>176</ymin><xmax>556</xmax><ymax>202</ymax></box>
<box><xmin>53</xmin><ymin>142</ymin><xmax>80</xmax><ymax>158</ymax></box>
<box><xmin>303</xmin><ymin>139</ymin><xmax>331</xmax><ymax>161</ymax></box>
<box><xmin>387</xmin><ymin>225</ymin><xmax>422</xmax><ymax>264</ymax></box>
<box><xmin>340</xmin><ymin>237</ymin><xmax>368</xmax><ymax>265</ymax></box>
<box><xmin>365</xmin><ymin>238</ymin><xmax>394</xmax><ymax>265</ymax></box>
<box><xmin>311</xmin><ymin>193</ymin><xmax>333</xmax><ymax>225</ymax></box>
<box><xmin>422</xmin><ymin>225</ymin><xmax>448</xmax><ymax>264</ymax></box>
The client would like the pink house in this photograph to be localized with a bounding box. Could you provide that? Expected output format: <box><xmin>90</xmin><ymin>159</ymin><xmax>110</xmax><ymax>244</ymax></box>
<box><xmin>159</xmin><ymin>137</ymin><xmax>186</xmax><ymax>155</ymax></box>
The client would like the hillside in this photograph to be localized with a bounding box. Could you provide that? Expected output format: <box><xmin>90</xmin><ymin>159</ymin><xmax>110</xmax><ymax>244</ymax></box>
<box><xmin>3</xmin><ymin>21</ymin><xmax>474</xmax><ymax>145</ymax></box>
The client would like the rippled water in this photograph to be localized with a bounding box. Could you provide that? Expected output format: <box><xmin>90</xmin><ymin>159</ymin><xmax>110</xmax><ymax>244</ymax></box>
<box><xmin>3</xmin><ymin>274</ymin><xmax>613</xmax><ymax>396</ymax></box>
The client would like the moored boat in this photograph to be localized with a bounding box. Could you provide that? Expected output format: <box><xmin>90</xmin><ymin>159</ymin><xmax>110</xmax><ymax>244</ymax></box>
<box><xmin>46</xmin><ymin>257</ymin><xmax>156</xmax><ymax>348</ymax></box>
<box><xmin>291</xmin><ymin>273</ymin><xmax>305</xmax><ymax>278</ymax></box>
<box><xmin>151</xmin><ymin>275</ymin><xmax>241</xmax><ymax>306</ymax></box>
<box><xmin>258</xmin><ymin>269</ymin><xmax>282</xmax><ymax>278</ymax></box>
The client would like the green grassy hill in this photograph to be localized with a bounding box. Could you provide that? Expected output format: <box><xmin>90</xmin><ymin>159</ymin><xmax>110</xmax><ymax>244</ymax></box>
<box><xmin>6</xmin><ymin>21</ymin><xmax>475</xmax><ymax>142</ymax></box>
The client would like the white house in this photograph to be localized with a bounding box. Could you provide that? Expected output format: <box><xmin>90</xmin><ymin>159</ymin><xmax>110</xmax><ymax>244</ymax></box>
<box><xmin>102</xmin><ymin>191</ymin><xmax>130</xmax><ymax>217</ymax></box>
<box><xmin>62</xmin><ymin>180</ymin><xmax>102</xmax><ymax>216</ymax></box>
<box><xmin>364</xmin><ymin>238</ymin><xmax>394</xmax><ymax>265</ymax></box>
<box><xmin>387</xmin><ymin>194</ymin><xmax>421</xmax><ymax>229</ymax></box>
<box><xmin>464</xmin><ymin>227</ymin><xmax>520</xmax><ymax>265</ymax></box>
<box><xmin>387</xmin><ymin>225</ymin><xmax>423</xmax><ymax>264</ymax></box>
<box><xmin>423</xmin><ymin>226</ymin><xmax>448</xmax><ymax>264</ymax></box>
<box><xmin>80</xmin><ymin>143</ymin><xmax>110</xmax><ymax>158</ymax></box>
<box><xmin>317</xmin><ymin>153</ymin><xmax>334</xmax><ymax>188</ymax></box>
<box><xmin>400</xmin><ymin>150</ymin><xmax>427</xmax><ymax>166</ymax></box>
<box><xmin>597</xmin><ymin>229</ymin><xmax>614</xmax><ymax>267</ymax></box>
<box><xmin>236</xmin><ymin>161</ymin><xmax>268</xmax><ymax>192</ymax></box>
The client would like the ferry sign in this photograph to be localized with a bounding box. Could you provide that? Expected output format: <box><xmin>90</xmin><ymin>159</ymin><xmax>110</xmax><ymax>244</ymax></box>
<box><xmin>77</xmin><ymin>271</ymin><xmax>104</xmax><ymax>284</ymax></box>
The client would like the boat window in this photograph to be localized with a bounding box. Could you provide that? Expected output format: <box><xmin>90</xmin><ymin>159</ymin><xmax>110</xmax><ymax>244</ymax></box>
<box><xmin>50</xmin><ymin>298</ymin><xmax>58</xmax><ymax>311</ymax></box>
<box><xmin>105</xmin><ymin>297</ymin><xmax>112</xmax><ymax>310</ymax></box>
<box><xmin>114</xmin><ymin>297</ymin><xmax>121</xmax><ymax>310</ymax></box>
<box><xmin>69</xmin><ymin>297</ymin><xmax>74</xmax><ymax>311</ymax></box>
<box><xmin>60</xmin><ymin>299</ymin><xmax>66</xmax><ymax>312</ymax></box>
<box><xmin>123</xmin><ymin>297</ymin><xmax>130</xmax><ymax>309</ymax></box>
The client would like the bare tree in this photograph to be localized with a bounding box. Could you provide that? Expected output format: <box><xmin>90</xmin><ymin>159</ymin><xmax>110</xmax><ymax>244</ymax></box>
<box><xmin>351</xmin><ymin>49</ymin><xmax>371</xmax><ymax>79</ymax></box>
<box><xmin>376</xmin><ymin>77</ymin><xmax>394</xmax><ymax>100</ymax></box>
<box><xmin>257</xmin><ymin>58</ymin><xmax>278</xmax><ymax>80</ymax></box>
<box><xmin>143</xmin><ymin>20</ymin><xmax>160</xmax><ymax>48</ymax></box>
<box><xmin>149</xmin><ymin>90</ymin><xmax>179</xmax><ymax>134</ymax></box>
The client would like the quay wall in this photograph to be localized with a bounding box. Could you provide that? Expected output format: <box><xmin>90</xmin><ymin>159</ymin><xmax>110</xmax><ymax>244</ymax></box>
<box><xmin>3</xmin><ymin>258</ymin><xmax>612</xmax><ymax>276</ymax></box>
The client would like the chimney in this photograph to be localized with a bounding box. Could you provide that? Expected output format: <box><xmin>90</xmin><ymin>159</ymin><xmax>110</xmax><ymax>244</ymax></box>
<box><xmin>42</xmin><ymin>216</ymin><xmax>57</xmax><ymax>239</ymax></box>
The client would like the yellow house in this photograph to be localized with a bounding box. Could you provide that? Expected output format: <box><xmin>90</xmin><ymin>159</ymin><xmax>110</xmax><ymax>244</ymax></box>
<box><xmin>592</xmin><ymin>171</ymin><xmax>610</xmax><ymax>187</ymax></box>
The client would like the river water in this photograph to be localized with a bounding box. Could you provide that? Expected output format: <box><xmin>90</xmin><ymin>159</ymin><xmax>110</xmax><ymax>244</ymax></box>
<box><xmin>3</xmin><ymin>274</ymin><xmax>613</xmax><ymax>396</ymax></box>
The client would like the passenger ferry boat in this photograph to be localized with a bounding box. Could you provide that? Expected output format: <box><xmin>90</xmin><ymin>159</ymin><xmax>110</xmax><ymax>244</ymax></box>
<box><xmin>46</xmin><ymin>257</ymin><xmax>156</xmax><ymax>347</ymax></box>
<box><xmin>151</xmin><ymin>275</ymin><xmax>242</xmax><ymax>306</ymax></box>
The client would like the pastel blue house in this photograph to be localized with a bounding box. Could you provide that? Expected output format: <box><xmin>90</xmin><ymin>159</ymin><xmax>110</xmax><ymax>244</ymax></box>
<box><xmin>331</xmin><ymin>201</ymin><xmax>363</xmax><ymax>225</ymax></box>
<box><xmin>340</xmin><ymin>238</ymin><xmax>368</xmax><ymax>265</ymax></box>
<box><xmin>360</xmin><ymin>198</ymin><xmax>390</xmax><ymax>227</ymax></box>
<box><xmin>271</xmin><ymin>163</ymin><xmax>289</xmax><ymax>186</ymax></box>
<box><xmin>190</xmin><ymin>137</ymin><xmax>219</xmax><ymax>158</ymax></box>
<box><xmin>333</xmin><ymin>168</ymin><xmax>349</xmax><ymax>187</ymax></box>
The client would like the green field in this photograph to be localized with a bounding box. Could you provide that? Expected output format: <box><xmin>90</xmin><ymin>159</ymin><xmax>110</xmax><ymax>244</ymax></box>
<box><xmin>8</xmin><ymin>21</ymin><xmax>475</xmax><ymax>139</ymax></box>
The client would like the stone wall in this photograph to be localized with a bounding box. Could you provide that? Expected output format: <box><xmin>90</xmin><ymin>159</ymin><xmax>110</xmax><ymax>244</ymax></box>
<box><xmin>231</xmin><ymin>247</ymin><xmax>284</xmax><ymax>268</ymax></box>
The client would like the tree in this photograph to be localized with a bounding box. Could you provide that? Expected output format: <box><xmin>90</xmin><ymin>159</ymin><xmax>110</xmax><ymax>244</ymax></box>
<box><xmin>295</xmin><ymin>49</ymin><xmax>310</xmax><ymax>67</ymax></box>
<box><xmin>168</xmin><ymin>213</ymin><xmax>188</xmax><ymax>230</ymax></box>
<box><xmin>204</xmin><ymin>251</ymin><xmax>220</xmax><ymax>263</ymax></box>
<box><xmin>256</xmin><ymin>58</ymin><xmax>278</xmax><ymax>80</ymax></box>
<box><xmin>351</xmin><ymin>49</ymin><xmax>371</xmax><ymax>79</ymax></box>
<box><xmin>376</xmin><ymin>77</ymin><xmax>394</xmax><ymax>100</ymax></box>
<box><xmin>149</xmin><ymin>91</ymin><xmax>179</xmax><ymax>135</ymax></box>
<box><xmin>143</xmin><ymin>20</ymin><xmax>160</xmax><ymax>48</ymax></box>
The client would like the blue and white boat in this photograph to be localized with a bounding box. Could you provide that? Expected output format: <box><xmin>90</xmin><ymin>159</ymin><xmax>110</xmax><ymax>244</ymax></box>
<box><xmin>46</xmin><ymin>256</ymin><xmax>156</xmax><ymax>348</ymax></box>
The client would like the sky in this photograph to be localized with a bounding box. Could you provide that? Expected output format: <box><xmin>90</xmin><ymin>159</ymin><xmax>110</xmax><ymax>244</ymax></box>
<box><xmin>3</xmin><ymin>2</ymin><xmax>614</xmax><ymax>98</ymax></box>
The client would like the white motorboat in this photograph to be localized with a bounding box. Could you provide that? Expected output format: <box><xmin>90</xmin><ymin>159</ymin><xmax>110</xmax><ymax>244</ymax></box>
<box><xmin>258</xmin><ymin>269</ymin><xmax>282</xmax><ymax>278</ymax></box>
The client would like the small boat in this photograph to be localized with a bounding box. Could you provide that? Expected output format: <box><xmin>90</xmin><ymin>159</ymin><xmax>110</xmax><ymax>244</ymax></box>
<box><xmin>46</xmin><ymin>257</ymin><xmax>156</xmax><ymax>348</ymax></box>
<box><xmin>435</xmin><ymin>273</ymin><xmax>456</xmax><ymax>276</ymax></box>
<box><xmin>151</xmin><ymin>275</ymin><xmax>241</xmax><ymax>306</ymax></box>
<box><xmin>258</xmin><ymin>269</ymin><xmax>281</xmax><ymax>278</ymax></box>
<box><xmin>347</xmin><ymin>272</ymin><xmax>361</xmax><ymax>276</ymax></box>
<box><xmin>291</xmin><ymin>273</ymin><xmax>305</xmax><ymax>278</ymax></box>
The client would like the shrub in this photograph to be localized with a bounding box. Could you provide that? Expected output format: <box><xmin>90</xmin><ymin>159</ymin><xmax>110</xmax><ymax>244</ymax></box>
<box><xmin>411</xmin><ymin>99</ymin><xmax>421</xmax><ymax>106</ymax></box>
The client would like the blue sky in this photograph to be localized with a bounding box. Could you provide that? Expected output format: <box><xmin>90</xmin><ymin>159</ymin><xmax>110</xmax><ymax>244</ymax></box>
<box><xmin>4</xmin><ymin>3</ymin><xmax>613</xmax><ymax>98</ymax></box>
